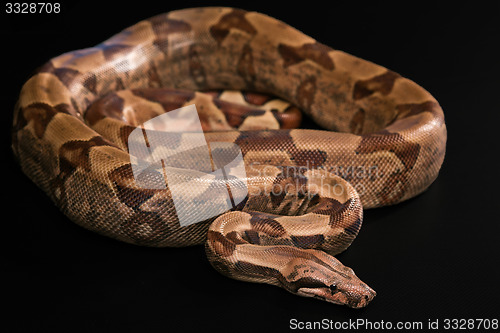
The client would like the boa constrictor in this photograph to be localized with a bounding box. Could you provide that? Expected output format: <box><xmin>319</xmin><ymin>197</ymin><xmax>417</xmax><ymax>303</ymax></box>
<box><xmin>12</xmin><ymin>7</ymin><xmax>447</xmax><ymax>308</ymax></box>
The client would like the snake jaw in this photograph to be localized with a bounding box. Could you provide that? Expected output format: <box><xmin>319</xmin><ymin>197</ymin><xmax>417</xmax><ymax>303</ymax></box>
<box><xmin>282</xmin><ymin>254</ymin><xmax>376</xmax><ymax>308</ymax></box>
<box><xmin>297</xmin><ymin>281</ymin><xmax>376</xmax><ymax>308</ymax></box>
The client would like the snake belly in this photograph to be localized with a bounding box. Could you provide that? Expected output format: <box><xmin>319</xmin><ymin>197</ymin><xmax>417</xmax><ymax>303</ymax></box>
<box><xmin>11</xmin><ymin>7</ymin><xmax>447</xmax><ymax>308</ymax></box>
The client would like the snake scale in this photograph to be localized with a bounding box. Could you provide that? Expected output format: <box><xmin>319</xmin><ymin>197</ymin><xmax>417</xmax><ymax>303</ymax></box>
<box><xmin>12</xmin><ymin>7</ymin><xmax>446</xmax><ymax>308</ymax></box>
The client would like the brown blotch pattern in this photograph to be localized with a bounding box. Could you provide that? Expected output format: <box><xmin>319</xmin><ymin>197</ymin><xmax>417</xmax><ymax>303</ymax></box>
<box><xmin>278</xmin><ymin>43</ymin><xmax>334</xmax><ymax>70</ymax></box>
<box><xmin>270</xmin><ymin>167</ymin><xmax>309</xmax><ymax>207</ymax></box>
<box><xmin>108</xmin><ymin>164</ymin><xmax>155</xmax><ymax>210</ymax></box>
<box><xmin>290</xmin><ymin>148</ymin><xmax>326</xmax><ymax>168</ymax></box>
<box><xmin>119</xmin><ymin>125</ymin><xmax>136</xmax><ymax>150</ymax></box>
<box><xmin>131</xmin><ymin>88</ymin><xmax>195</xmax><ymax>111</ymax></box>
<box><xmin>114</xmin><ymin>77</ymin><xmax>125</xmax><ymax>91</ymax></box>
<box><xmin>249</xmin><ymin>212</ymin><xmax>286</xmax><ymax>237</ymax></box>
<box><xmin>296</xmin><ymin>77</ymin><xmax>317</xmax><ymax>110</ymax></box>
<box><xmin>356</xmin><ymin>131</ymin><xmax>420</xmax><ymax>171</ymax></box>
<box><xmin>119</xmin><ymin>210</ymin><xmax>170</xmax><ymax>246</ymax></box>
<box><xmin>149</xmin><ymin>16</ymin><xmax>192</xmax><ymax>51</ymax></box>
<box><xmin>356</xmin><ymin>131</ymin><xmax>421</xmax><ymax>204</ymax></box>
<box><xmin>236</xmin><ymin>261</ymin><xmax>282</xmax><ymax>280</ymax></box>
<box><xmin>52</xmin><ymin>136</ymin><xmax>114</xmax><ymax>204</ymax></box>
<box><xmin>209</xmin><ymin>9</ymin><xmax>257</xmax><ymax>45</ymax></box>
<box><xmin>235</xmin><ymin>130</ymin><xmax>327</xmax><ymax>168</ymax></box>
<box><xmin>150</xmin><ymin>16</ymin><xmax>192</xmax><ymax>35</ymax></box>
<box><xmin>349</xmin><ymin>108</ymin><xmax>365</xmax><ymax>134</ymax></box>
<box><xmin>309</xmin><ymin>197</ymin><xmax>347</xmax><ymax>216</ymax></box>
<box><xmin>274</xmin><ymin>106</ymin><xmax>302</xmax><ymax>129</ymax></box>
<box><xmin>244</xmin><ymin>230</ymin><xmax>261</xmax><ymax>245</ymax></box>
<box><xmin>395</xmin><ymin>101</ymin><xmax>440</xmax><ymax>120</ymax></box>
<box><xmin>225</xmin><ymin>231</ymin><xmax>248</xmax><ymax>245</ymax></box>
<box><xmin>189</xmin><ymin>44</ymin><xmax>207</xmax><ymax>87</ymax></box>
<box><xmin>242</xmin><ymin>91</ymin><xmax>273</xmax><ymax>105</ymax></box>
<box><xmin>146</xmin><ymin>62</ymin><xmax>162</xmax><ymax>88</ymax></box>
<box><xmin>85</xmin><ymin>92</ymin><xmax>125</xmax><ymax>125</ymax></box>
<box><xmin>99</xmin><ymin>44</ymin><xmax>133</xmax><ymax>61</ymax></box>
<box><xmin>353</xmin><ymin>71</ymin><xmax>400</xmax><ymax>100</ymax></box>
<box><xmin>310</xmin><ymin>197</ymin><xmax>359</xmax><ymax>235</ymax></box>
<box><xmin>237</xmin><ymin>44</ymin><xmax>256</xmax><ymax>87</ymax></box>
<box><xmin>290</xmin><ymin>234</ymin><xmax>325</xmax><ymax>249</ymax></box>
<box><xmin>59</xmin><ymin>136</ymin><xmax>112</xmax><ymax>172</ymax></box>
<box><xmin>207</xmin><ymin>230</ymin><xmax>236</xmax><ymax>257</ymax></box>
<box><xmin>211</xmin><ymin>96</ymin><xmax>270</xmax><ymax>128</ymax></box>
<box><xmin>38</xmin><ymin>62</ymin><xmax>80</xmax><ymax>89</ymax></box>
<box><xmin>82</xmin><ymin>73</ymin><xmax>97</xmax><ymax>94</ymax></box>
<box><xmin>19</xmin><ymin>103</ymin><xmax>59</xmax><ymax>138</ymax></box>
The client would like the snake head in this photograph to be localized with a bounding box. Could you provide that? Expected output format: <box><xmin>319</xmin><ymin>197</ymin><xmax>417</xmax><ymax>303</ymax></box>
<box><xmin>283</xmin><ymin>251</ymin><xmax>376</xmax><ymax>308</ymax></box>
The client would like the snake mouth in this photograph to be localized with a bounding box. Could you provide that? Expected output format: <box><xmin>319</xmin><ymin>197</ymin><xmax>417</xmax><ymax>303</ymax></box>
<box><xmin>298</xmin><ymin>285</ymin><xmax>376</xmax><ymax>308</ymax></box>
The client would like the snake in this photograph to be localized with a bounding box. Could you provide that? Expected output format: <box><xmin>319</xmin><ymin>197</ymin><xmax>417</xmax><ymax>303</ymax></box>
<box><xmin>12</xmin><ymin>7</ymin><xmax>447</xmax><ymax>308</ymax></box>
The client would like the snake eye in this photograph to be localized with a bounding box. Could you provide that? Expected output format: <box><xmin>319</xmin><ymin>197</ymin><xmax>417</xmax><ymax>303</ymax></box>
<box><xmin>329</xmin><ymin>284</ymin><xmax>338</xmax><ymax>293</ymax></box>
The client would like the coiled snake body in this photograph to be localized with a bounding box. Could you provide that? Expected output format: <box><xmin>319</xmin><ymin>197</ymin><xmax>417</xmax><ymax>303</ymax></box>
<box><xmin>12</xmin><ymin>7</ymin><xmax>446</xmax><ymax>308</ymax></box>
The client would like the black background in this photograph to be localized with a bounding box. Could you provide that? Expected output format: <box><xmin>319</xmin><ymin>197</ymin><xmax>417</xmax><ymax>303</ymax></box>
<box><xmin>2</xmin><ymin>1</ymin><xmax>499</xmax><ymax>332</ymax></box>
